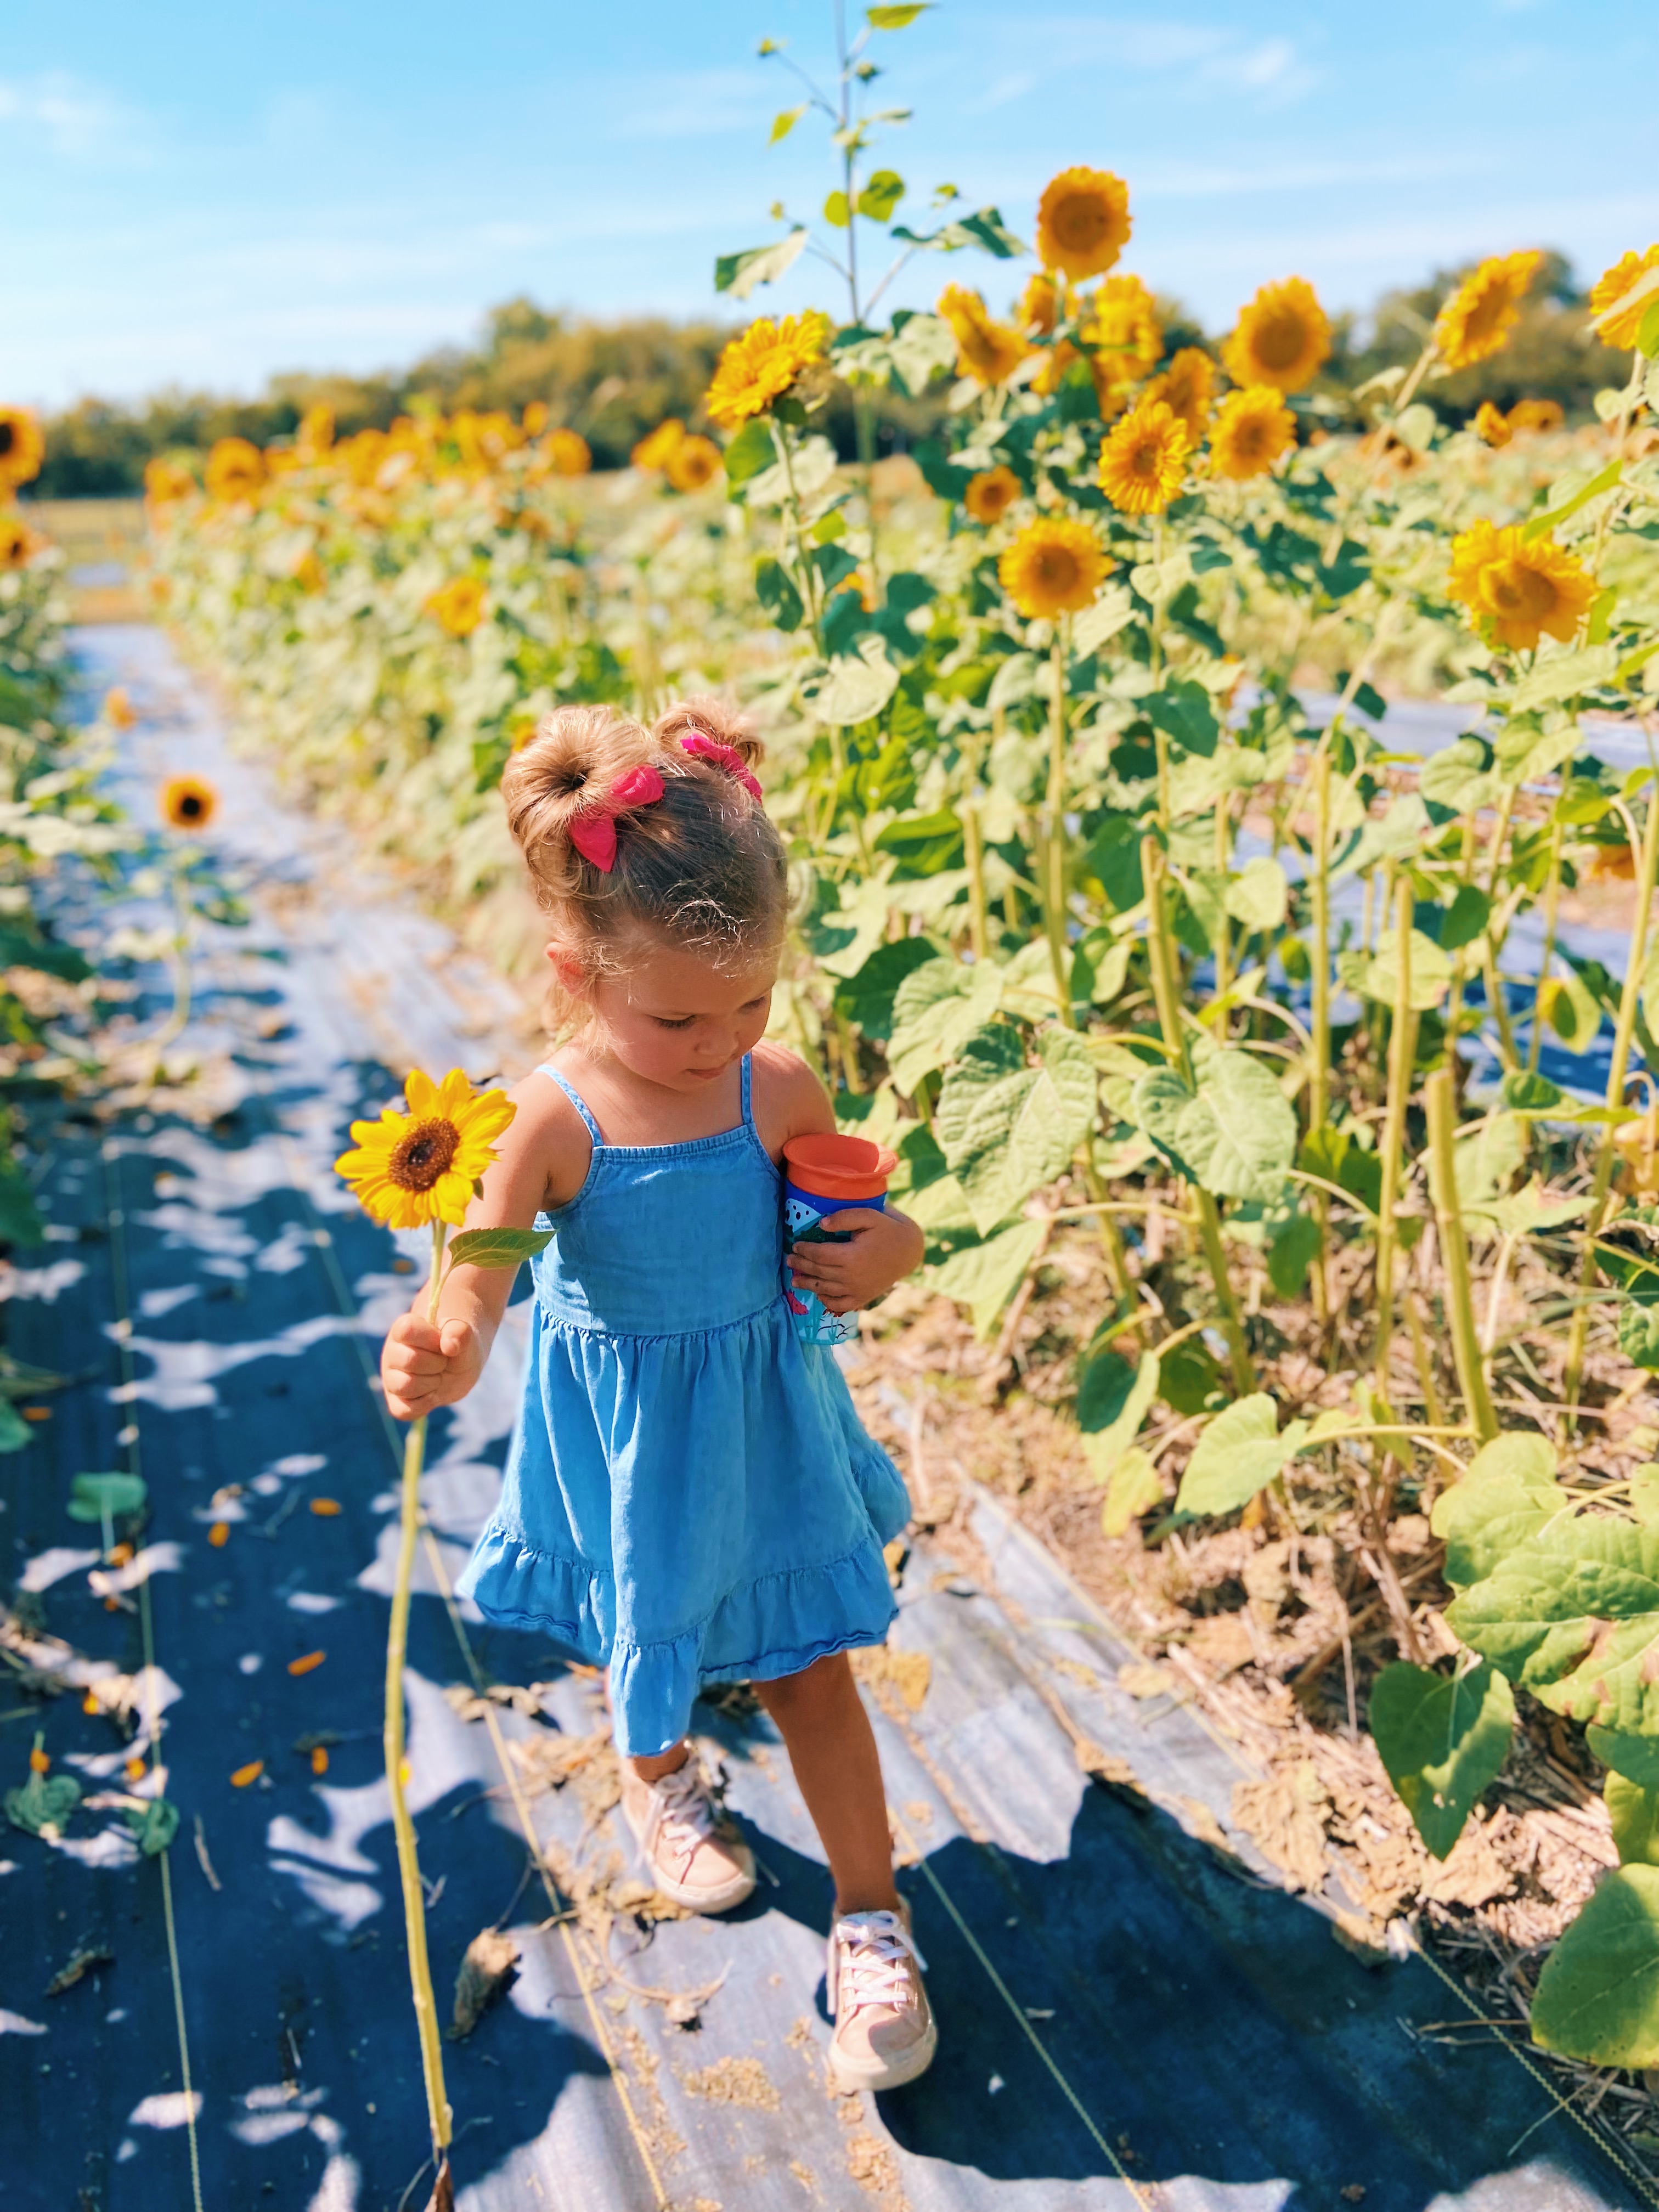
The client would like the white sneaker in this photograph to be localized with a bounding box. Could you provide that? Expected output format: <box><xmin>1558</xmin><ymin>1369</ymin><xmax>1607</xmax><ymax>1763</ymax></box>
<box><xmin>619</xmin><ymin>1752</ymin><xmax>756</xmax><ymax>1914</ymax></box>
<box><xmin>826</xmin><ymin>1905</ymin><xmax>938</xmax><ymax>2092</ymax></box>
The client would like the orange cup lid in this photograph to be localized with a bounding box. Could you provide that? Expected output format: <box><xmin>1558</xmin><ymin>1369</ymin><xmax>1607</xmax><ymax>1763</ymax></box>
<box><xmin>782</xmin><ymin>1132</ymin><xmax>897</xmax><ymax>1200</ymax></box>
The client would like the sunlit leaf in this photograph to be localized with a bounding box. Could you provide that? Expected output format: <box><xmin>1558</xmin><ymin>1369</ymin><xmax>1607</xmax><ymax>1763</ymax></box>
<box><xmin>1369</xmin><ymin>1660</ymin><xmax>1514</xmax><ymax>1860</ymax></box>
<box><xmin>935</xmin><ymin>1024</ymin><xmax>1097</xmax><ymax>1233</ymax></box>
<box><xmin>714</xmin><ymin>228</ymin><xmax>810</xmax><ymax>298</ymax></box>
<box><xmin>1531</xmin><ymin>1867</ymin><xmax>1659</xmax><ymax>2067</ymax></box>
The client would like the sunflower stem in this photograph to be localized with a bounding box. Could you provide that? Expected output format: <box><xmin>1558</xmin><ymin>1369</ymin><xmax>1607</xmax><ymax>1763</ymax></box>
<box><xmin>1045</xmin><ymin>623</ymin><xmax>1075</xmax><ymax>1026</ymax></box>
<box><xmin>384</xmin><ymin>1218</ymin><xmax>454</xmax><ymax>2170</ymax></box>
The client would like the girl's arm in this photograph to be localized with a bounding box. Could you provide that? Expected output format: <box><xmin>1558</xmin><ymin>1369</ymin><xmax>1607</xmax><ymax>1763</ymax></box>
<box><xmin>754</xmin><ymin>1041</ymin><xmax>926</xmax><ymax>1317</ymax></box>
<box><xmin>380</xmin><ymin>1073</ymin><xmax>585</xmax><ymax>1420</ymax></box>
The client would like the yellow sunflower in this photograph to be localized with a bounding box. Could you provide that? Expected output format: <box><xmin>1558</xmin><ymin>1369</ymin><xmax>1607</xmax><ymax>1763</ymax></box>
<box><xmin>1590</xmin><ymin>245</ymin><xmax>1659</xmax><ymax>350</ymax></box>
<box><xmin>1472</xmin><ymin>400</ymin><xmax>1512</xmax><ymax>448</ymax></box>
<box><xmin>1222</xmin><ymin>278</ymin><xmax>1331</xmax><ymax>396</ymax></box>
<box><xmin>1208</xmin><ymin>386</ymin><xmax>1297</xmax><ymax>481</ymax></box>
<box><xmin>335</xmin><ymin>1067</ymin><xmax>517</xmax><ymax>1232</ymax></box>
<box><xmin>1036</xmin><ymin>167</ymin><xmax>1132</xmax><ymax>283</ymax></box>
<box><xmin>144</xmin><ymin>457</ymin><xmax>196</xmax><ymax>504</ymax></box>
<box><xmin>964</xmin><ymin>465</ymin><xmax>1022</xmax><ymax>526</ymax></box>
<box><xmin>1434</xmin><ymin>251</ymin><xmax>1541</xmax><ymax>373</ymax></box>
<box><xmin>704</xmin><ymin>311</ymin><xmax>833</xmax><ymax>431</ymax></box>
<box><xmin>665</xmin><ymin>434</ymin><xmax>722</xmax><ymax>492</ymax></box>
<box><xmin>1098</xmin><ymin>398</ymin><xmax>1190</xmax><ymax>516</ymax></box>
<box><xmin>296</xmin><ymin>403</ymin><xmax>334</xmax><ymax>459</ymax></box>
<box><xmin>1508</xmin><ymin>397</ymin><xmax>1564</xmax><ymax>436</ymax></box>
<box><xmin>998</xmin><ymin>517</ymin><xmax>1111</xmax><ymax>621</ymax></box>
<box><xmin>0</xmin><ymin>408</ymin><xmax>44</xmax><ymax>490</ymax></box>
<box><xmin>938</xmin><ymin>286</ymin><xmax>1030</xmax><ymax>386</ymax></box>
<box><xmin>425</xmin><ymin>576</ymin><xmax>488</xmax><ymax>637</ymax></box>
<box><xmin>522</xmin><ymin>400</ymin><xmax>550</xmax><ymax>437</ymax></box>
<box><xmin>546</xmin><ymin>428</ymin><xmax>591</xmax><ymax>478</ymax></box>
<box><xmin>160</xmin><ymin>776</ymin><xmax>218</xmax><ymax>831</ymax></box>
<box><xmin>0</xmin><ymin>512</ymin><xmax>42</xmax><ymax>569</ymax></box>
<box><xmin>1446</xmin><ymin>521</ymin><xmax>1596</xmax><ymax>652</ymax></box>
<box><xmin>1018</xmin><ymin>272</ymin><xmax>1058</xmax><ymax>336</ymax></box>
<box><xmin>1080</xmin><ymin>274</ymin><xmax>1163</xmax><ymax>414</ymax></box>
<box><xmin>1144</xmin><ymin>348</ymin><xmax>1215</xmax><ymax>446</ymax></box>
<box><xmin>339</xmin><ymin>429</ymin><xmax>389</xmax><ymax>488</ymax></box>
<box><xmin>205</xmin><ymin>436</ymin><xmax>267</xmax><ymax>503</ymax></box>
<box><xmin>632</xmin><ymin>419</ymin><xmax>687</xmax><ymax>471</ymax></box>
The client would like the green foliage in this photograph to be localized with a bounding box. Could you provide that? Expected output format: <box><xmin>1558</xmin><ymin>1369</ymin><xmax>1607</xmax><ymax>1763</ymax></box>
<box><xmin>1176</xmin><ymin>1395</ymin><xmax>1309</xmax><ymax>1518</ymax></box>
<box><xmin>1530</xmin><ymin>1867</ymin><xmax>1659</xmax><ymax>2068</ymax></box>
<box><xmin>935</xmin><ymin>1024</ymin><xmax>1097</xmax><ymax>1233</ymax></box>
<box><xmin>1368</xmin><ymin>1660</ymin><xmax>1515</xmax><ymax>1860</ymax></box>
<box><xmin>67</xmin><ymin>1472</ymin><xmax>149</xmax><ymax>1523</ymax></box>
<box><xmin>445</xmin><ymin>1228</ymin><xmax>555</xmax><ymax>1272</ymax></box>
<box><xmin>1133</xmin><ymin>1050</ymin><xmax>1298</xmax><ymax>1205</ymax></box>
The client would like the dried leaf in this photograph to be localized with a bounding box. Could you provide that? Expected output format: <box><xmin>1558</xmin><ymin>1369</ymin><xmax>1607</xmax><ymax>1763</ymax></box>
<box><xmin>447</xmin><ymin>1928</ymin><xmax>519</xmax><ymax>2039</ymax></box>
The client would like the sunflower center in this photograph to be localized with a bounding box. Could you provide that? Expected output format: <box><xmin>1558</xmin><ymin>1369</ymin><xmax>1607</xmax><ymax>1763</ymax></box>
<box><xmin>1485</xmin><ymin>561</ymin><xmax>1556</xmax><ymax>622</ymax></box>
<box><xmin>1254</xmin><ymin>309</ymin><xmax>1309</xmax><ymax>371</ymax></box>
<box><xmin>1036</xmin><ymin>549</ymin><xmax>1081</xmax><ymax>591</ymax></box>
<box><xmin>387</xmin><ymin>1117</ymin><xmax>461</xmax><ymax>1193</ymax></box>
<box><xmin>1054</xmin><ymin>196</ymin><xmax>1109</xmax><ymax>252</ymax></box>
<box><xmin>0</xmin><ymin>424</ymin><xmax>14</xmax><ymax>458</ymax></box>
<box><xmin>177</xmin><ymin>793</ymin><xmax>204</xmax><ymax>820</ymax></box>
<box><xmin>1128</xmin><ymin>436</ymin><xmax>1164</xmax><ymax>479</ymax></box>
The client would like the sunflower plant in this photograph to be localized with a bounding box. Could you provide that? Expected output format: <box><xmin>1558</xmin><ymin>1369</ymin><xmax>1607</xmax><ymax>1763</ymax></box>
<box><xmin>335</xmin><ymin>1068</ymin><xmax>550</xmax><ymax>2197</ymax></box>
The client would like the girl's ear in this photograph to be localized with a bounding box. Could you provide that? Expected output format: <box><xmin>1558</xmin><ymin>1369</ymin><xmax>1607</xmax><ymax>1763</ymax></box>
<box><xmin>544</xmin><ymin>941</ymin><xmax>588</xmax><ymax>994</ymax></box>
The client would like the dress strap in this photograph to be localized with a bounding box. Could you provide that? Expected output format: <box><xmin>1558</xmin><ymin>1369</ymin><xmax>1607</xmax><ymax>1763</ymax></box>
<box><xmin>537</xmin><ymin>1064</ymin><xmax>603</xmax><ymax>1145</ymax></box>
<box><xmin>740</xmin><ymin>1052</ymin><xmax>755</xmax><ymax>1129</ymax></box>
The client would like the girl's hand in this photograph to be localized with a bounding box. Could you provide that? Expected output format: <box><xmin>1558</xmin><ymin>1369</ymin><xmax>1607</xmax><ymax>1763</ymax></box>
<box><xmin>788</xmin><ymin>1206</ymin><xmax>925</xmax><ymax>1316</ymax></box>
<box><xmin>381</xmin><ymin>1311</ymin><xmax>483</xmax><ymax>1421</ymax></box>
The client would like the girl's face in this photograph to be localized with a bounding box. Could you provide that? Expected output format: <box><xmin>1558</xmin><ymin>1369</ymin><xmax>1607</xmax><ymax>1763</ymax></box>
<box><xmin>556</xmin><ymin>935</ymin><xmax>778</xmax><ymax>1093</ymax></box>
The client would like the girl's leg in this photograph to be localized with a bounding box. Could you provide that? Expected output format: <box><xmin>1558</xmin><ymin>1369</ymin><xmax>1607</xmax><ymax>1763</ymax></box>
<box><xmin>629</xmin><ymin>1740</ymin><xmax>690</xmax><ymax>1784</ymax></box>
<box><xmin>754</xmin><ymin>1652</ymin><xmax>898</xmax><ymax>1915</ymax></box>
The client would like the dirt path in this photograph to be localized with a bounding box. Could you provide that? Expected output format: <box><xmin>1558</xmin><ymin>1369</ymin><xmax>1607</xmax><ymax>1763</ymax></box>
<box><xmin>0</xmin><ymin>625</ymin><xmax>1646</xmax><ymax>2212</ymax></box>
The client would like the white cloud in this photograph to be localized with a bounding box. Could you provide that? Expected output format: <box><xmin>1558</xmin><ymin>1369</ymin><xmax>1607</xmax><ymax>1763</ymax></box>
<box><xmin>0</xmin><ymin>71</ymin><xmax>132</xmax><ymax>158</ymax></box>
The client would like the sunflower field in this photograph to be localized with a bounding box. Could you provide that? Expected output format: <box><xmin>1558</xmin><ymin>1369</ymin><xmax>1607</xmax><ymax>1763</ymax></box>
<box><xmin>129</xmin><ymin>0</ymin><xmax>1659</xmax><ymax>2086</ymax></box>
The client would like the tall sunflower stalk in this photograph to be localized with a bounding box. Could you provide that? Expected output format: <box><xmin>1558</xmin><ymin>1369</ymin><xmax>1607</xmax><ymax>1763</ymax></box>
<box><xmin>336</xmin><ymin>1069</ymin><xmax>548</xmax><ymax>2203</ymax></box>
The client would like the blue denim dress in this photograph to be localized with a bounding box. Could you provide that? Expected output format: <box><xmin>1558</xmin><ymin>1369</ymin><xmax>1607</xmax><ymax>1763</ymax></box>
<box><xmin>456</xmin><ymin>1055</ymin><xmax>910</xmax><ymax>1756</ymax></box>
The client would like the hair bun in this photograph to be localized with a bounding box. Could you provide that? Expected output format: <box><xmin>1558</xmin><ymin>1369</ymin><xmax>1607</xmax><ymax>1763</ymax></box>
<box><xmin>652</xmin><ymin>695</ymin><xmax>765</xmax><ymax>775</ymax></box>
<box><xmin>501</xmin><ymin>704</ymin><xmax>653</xmax><ymax>891</ymax></box>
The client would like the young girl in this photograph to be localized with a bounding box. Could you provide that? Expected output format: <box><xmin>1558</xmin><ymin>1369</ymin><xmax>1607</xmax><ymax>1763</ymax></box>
<box><xmin>380</xmin><ymin>698</ymin><xmax>936</xmax><ymax>2092</ymax></box>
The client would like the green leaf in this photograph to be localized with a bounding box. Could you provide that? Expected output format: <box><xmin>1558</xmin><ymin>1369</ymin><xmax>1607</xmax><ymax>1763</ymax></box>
<box><xmin>883</xmin><ymin>312</ymin><xmax>956</xmax><ymax>398</ymax></box>
<box><xmin>1475</xmin><ymin>1178</ymin><xmax>1591</xmax><ymax>1239</ymax></box>
<box><xmin>1440</xmin><ymin>882</ymin><xmax>1491</xmax><ymax>952</ymax></box>
<box><xmin>886</xmin><ymin>957</ymin><xmax>1002</xmax><ymax>1093</ymax></box>
<box><xmin>1446</xmin><ymin>1515</ymin><xmax>1659</xmax><ymax>1731</ymax></box>
<box><xmin>823</xmin><ymin>189</ymin><xmax>851</xmax><ymax>228</ymax></box>
<box><xmin>814</xmin><ymin>637</ymin><xmax>900</xmax><ymax>727</ymax></box>
<box><xmin>1589</xmin><ymin>1726</ymin><xmax>1659</xmax><ymax>1791</ymax></box>
<box><xmin>754</xmin><ymin>556</ymin><xmax>804</xmax><ymax>633</ymax></box>
<box><xmin>1145</xmin><ymin>681</ymin><xmax>1218</xmax><ymax>758</ymax></box>
<box><xmin>723</xmin><ymin>417</ymin><xmax>780</xmax><ymax>484</ymax></box>
<box><xmin>1539</xmin><ymin>966</ymin><xmax>1602</xmax><ymax>1051</ymax></box>
<box><xmin>67</xmin><ymin>1471</ymin><xmax>148</xmax><ymax>1523</ymax></box>
<box><xmin>935</xmin><ymin>1024</ymin><xmax>1098</xmax><ymax>1233</ymax></box>
<box><xmin>769</xmin><ymin>104</ymin><xmax>808</xmax><ymax>144</ymax></box>
<box><xmin>1609</xmin><ymin>1775</ymin><xmax>1659</xmax><ymax>1869</ymax></box>
<box><xmin>1369</xmin><ymin>1660</ymin><xmax>1515</xmax><ymax>1860</ymax></box>
<box><xmin>833</xmin><ymin>939</ymin><xmax>938</xmax><ymax>1043</ymax></box>
<box><xmin>856</xmin><ymin>170</ymin><xmax>906</xmax><ymax>222</ymax></box>
<box><xmin>0</xmin><ymin>1168</ymin><xmax>44</xmax><ymax>1250</ymax></box>
<box><xmin>446</xmin><ymin>1227</ymin><xmax>554</xmax><ymax>1272</ymax></box>
<box><xmin>1101</xmin><ymin>1448</ymin><xmax>1163</xmax><ymax>1538</ymax></box>
<box><xmin>0</xmin><ymin>1397</ymin><xmax>32</xmax><ymax>1453</ymax></box>
<box><xmin>867</xmin><ymin>2</ymin><xmax>932</xmax><ymax>23</ymax></box>
<box><xmin>1430</xmin><ymin>1431</ymin><xmax>1564</xmax><ymax>1590</ymax></box>
<box><xmin>1133</xmin><ymin>1049</ymin><xmax>1297</xmax><ymax>1205</ymax></box>
<box><xmin>1176</xmin><ymin>1394</ymin><xmax>1307</xmax><ymax>1518</ymax></box>
<box><xmin>1531</xmin><ymin>1866</ymin><xmax>1659</xmax><ymax>2068</ymax></box>
<box><xmin>1521</xmin><ymin>456</ymin><xmax>1624</xmax><ymax>543</ymax></box>
<box><xmin>928</xmin><ymin>1217</ymin><xmax>1044</xmax><ymax>1339</ymax></box>
<box><xmin>1223</xmin><ymin>857</ymin><xmax>1288</xmax><ymax>933</ymax></box>
<box><xmin>1419</xmin><ymin>738</ymin><xmax>1498</xmax><ymax>818</ymax></box>
<box><xmin>1079</xmin><ymin>1347</ymin><xmax>1160</xmax><ymax>1450</ymax></box>
<box><xmin>126</xmin><ymin>1796</ymin><xmax>181</xmax><ymax>1857</ymax></box>
<box><xmin>714</xmin><ymin>227</ymin><xmax>810</xmax><ymax>298</ymax></box>
<box><xmin>1453</xmin><ymin>1113</ymin><xmax>1524</xmax><ymax>1211</ymax></box>
<box><xmin>1509</xmin><ymin>644</ymin><xmax>1619</xmax><ymax>714</ymax></box>
<box><xmin>1501</xmin><ymin>1067</ymin><xmax>1566</xmax><ymax>1114</ymax></box>
<box><xmin>4</xmin><ymin>1760</ymin><xmax>81</xmax><ymax>1840</ymax></box>
<box><xmin>1353</xmin><ymin>927</ymin><xmax>1453</xmax><ymax>1012</ymax></box>
<box><xmin>1267</xmin><ymin>1208</ymin><xmax>1321</xmax><ymax>1299</ymax></box>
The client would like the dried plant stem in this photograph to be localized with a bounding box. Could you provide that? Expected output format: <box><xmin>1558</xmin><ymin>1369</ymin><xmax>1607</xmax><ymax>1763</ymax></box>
<box><xmin>1565</xmin><ymin>769</ymin><xmax>1659</xmax><ymax>1412</ymax></box>
<box><xmin>1044</xmin><ymin>625</ymin><xmax>1075</xmax><ymax>1025</ymax></box>
<box><xmin>963</xmin><ymin>798</ymin><xmax>990</xmax><ymax>961</ymax></box>
<box><xmin>1373</xmin><ymin>879</ymin><xmax>1416</xmax><ymax>1400</ymax></box>
<box><xmin>386</xmin><ymin>1219</ymin><xmax>454</xmax><ymax>2178</ymax></box>
<box><xmin>1425</xmin><ymin>1068</ymin><xmax>1498</xmax><ymax>1443</ymax></box>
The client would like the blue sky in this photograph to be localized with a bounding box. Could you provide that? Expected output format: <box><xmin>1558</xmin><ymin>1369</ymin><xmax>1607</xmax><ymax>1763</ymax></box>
<box><xmin>6</xmin><ymin>0</ymin><xmax>1656</xmax><ymax>407</ymax></box>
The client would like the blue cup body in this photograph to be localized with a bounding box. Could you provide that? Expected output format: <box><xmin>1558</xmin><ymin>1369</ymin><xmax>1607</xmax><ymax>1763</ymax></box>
<box><xmin>783</xmin><ymin>1178</ymin><xmax>887</xmax><ymax>1346</ymax></box>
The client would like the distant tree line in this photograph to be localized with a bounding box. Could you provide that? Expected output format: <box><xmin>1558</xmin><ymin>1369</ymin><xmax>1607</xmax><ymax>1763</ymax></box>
<box><xmin>27</xmin><ymin>253</ymin><xmax>1634</xmax><ymax>499</ymax></box>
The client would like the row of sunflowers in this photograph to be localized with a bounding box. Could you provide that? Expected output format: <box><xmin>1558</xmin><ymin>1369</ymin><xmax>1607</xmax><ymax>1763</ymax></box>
<box><xmin>139</xmin><ymin>142</ymin><xmax>1659</xmax><ymax>2083</ymax></box>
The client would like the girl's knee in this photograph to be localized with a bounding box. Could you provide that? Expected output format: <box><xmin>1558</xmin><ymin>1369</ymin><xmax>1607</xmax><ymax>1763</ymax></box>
<box><xmin>755</xmin><ymin>1650</ymin><xmax>851</xmax><ymax>1713</ymax></box>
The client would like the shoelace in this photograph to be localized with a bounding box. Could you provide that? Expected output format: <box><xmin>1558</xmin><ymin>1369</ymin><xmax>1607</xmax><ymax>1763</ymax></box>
<box><xmin>642</xmin><ymin>1760</ymin><xmax>719</xmax><ymax>1876</ymax></box>
<box><xmin>827</xmin><ymin>1911</ymin><xmax>927</xmax><ymax>2018</ymax></box>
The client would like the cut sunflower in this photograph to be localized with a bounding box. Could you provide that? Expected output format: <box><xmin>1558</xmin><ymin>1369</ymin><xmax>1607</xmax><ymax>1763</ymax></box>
<box><xmin>0</xmin><ymin>407</ymin><xmax>44</xmax><ymax>491</ymax></box>
<box><xmin>1036</xmin><ymin>167</ymin><xmax>1131</xmax><ymax>283</ymax></box>
<box><xmin>1144</xmin><ymin>348</ymin><xmax>1215</xmax><ymax>446</ymax></box>
<box><xmin>964</xmin><ymin>465</ymin><xmax>1022</xmax><ymax>526</ymax></box>
<box><xmin>1590</xmin><ymin>245</ymin><xmax>1659</xmax><ymax>351</ymax></box>
<box><xmin>632</xmin><ymin>419</ymin><xmax>687</xmax><ymax>471</ymax></box>
<box><xmin>665</xmin><ymin>435</ymin><xmax>722</xmax><ymax>493</ymax></box>
<box><xmin>160</xmin><ymin>776</ymin><xmax>217</xmax><ymax>831</ymax></box>
<box><xmin>205</xmin><ymin>436</ymin><xmax>267</xmax><ymax>503</ymax></box>
<box><xmin>998</xmin><ymin>517</ymin><xmax>1110</xmax><ymax>622</ymax></box>
<box><xmin>336</xmin><ymin>1068</ymin><xmax>516</xmax><ymax>1232</ymax></box>
<box><xmin>1446</xmin><ymin>520</ymin><xmax>1596</xmax><ymax>652</ymax></box>
<box><xmin>1097</xmin><ymin>398</ymin><xmax>1190</xmax><ymax>516</ymax></box>
<box><xmin>938</xmin><ymin>286</ymin><xmax>1030</xmax><ymax>386</ymax></box>
<box><xmin>1472</xmin><ymin>400</ymin><xmax>1512</xmax><ymax>448</ymax></box>
<box><xmin>1223</xmin><ymin>278</ymin><xmax>1330</xmax><ymax>396</ymax></box>
<box><xmin>704</xmin><ymin>312</ymin><xmax>832</xmax><ymax>431</ymax></box>
<box><xmin>1434</xmin><ymin>251</ymin><xmax>1541</xmax><ymax>373</ymax></box>
<box><xmin>425</xmin><ymin>575</ymin><xmax>488</xmax><ymax>637</ymax></box>
<box><xmin>1208</xmin><ymin>386</ymin><xmax>1297</xmax><ymax>481</ymax></box>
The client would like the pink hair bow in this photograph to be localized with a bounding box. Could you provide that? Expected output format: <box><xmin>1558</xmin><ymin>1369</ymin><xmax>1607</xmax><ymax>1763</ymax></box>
<box><xmin>569</xmin><ymin>763</ymin><xmax>664</xmax><ymax>873</ymax></box>
<box><xmin>681</xmin><ymin>731</ymin><xmax>762</xmax><ymax>802</ymax></box>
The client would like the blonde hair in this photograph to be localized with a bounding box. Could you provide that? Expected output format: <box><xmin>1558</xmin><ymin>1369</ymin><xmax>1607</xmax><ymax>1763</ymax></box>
<box><xmin>501</xmin><ymin>695</ymin><xmax>787</xmax><ymax>1017</ymax></box>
